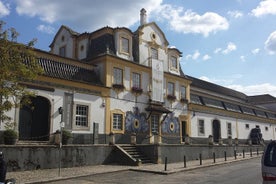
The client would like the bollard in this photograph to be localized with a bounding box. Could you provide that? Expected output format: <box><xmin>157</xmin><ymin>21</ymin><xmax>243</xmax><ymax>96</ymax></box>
<box><xmin>224</xmin><ymin>151</ymin><xmax>227</xmax><ymax>161</ymax></box>
<box><xmin>184</xmin><ymin>155</ymin><xmax>186</xmax><ymax>168</ymax></box>
<box><xmin>257</xmin><ymin>148</ymin><xmax>259</xmax><ymax>156</ymax></box>
<box><xmin>234</xmin><ymin>150</ymin><xmax>237</xmax><ymax>160</ymax></box>
<box><xmin>199</xmin><ymin>153</ymin><xmax>202</xmax><ymax>165</ymax></box>
<box><xmin>164</xmin><ymin>157</ymin><xmax>167</xmax><ymax>171</ymax></box>
<box><xmin>213</xmin><ymin>152</ymin><xmax>216</xmax><ymax>163</ymax></box>
<box><xmin>243</xmin><ymin>150</ymin><xmax>245</xmax><ymax>158</ymax></box>
<box><xmin>250</xmin><ymin>148</ymin><xmax>252</xmax><ymax>157</ymax></box>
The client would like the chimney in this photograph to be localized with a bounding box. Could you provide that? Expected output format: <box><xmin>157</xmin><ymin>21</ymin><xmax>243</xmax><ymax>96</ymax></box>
<box><xmin>140</xmin><ymin>8</ymin><xmax>147</xmax><ymax>26</ymax></box>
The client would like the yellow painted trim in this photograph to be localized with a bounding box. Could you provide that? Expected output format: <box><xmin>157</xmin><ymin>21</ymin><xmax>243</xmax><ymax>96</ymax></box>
<box><xmin>105</xmin><ymin>97</ymin><xmax>111</xmax><ymax>134</ymax></box>
<box><xmin>110</xmin><ymin>109</ymin><xmax>125</xmax><ymax>134</ymax></box>
<box><xmin>37</xmin><ymin>76</ymin><xmax>109</xmax><ymax>95</ymax></box>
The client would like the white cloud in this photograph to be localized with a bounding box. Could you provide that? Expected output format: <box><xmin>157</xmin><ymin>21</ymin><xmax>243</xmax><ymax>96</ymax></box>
<box><xmin>199</xmin><ymin>75</ymin><xmax>276</xmax><ymax>97</ymax></box>
<box><xmin>251</xmin><ymin>0</ymin><xmax>276</xmax><ymax>17</ymax></box>
<box><xmin>185</xmin><ymin>50</ymin><xmax>201</xmax><ymax>60</ymax></box>
<box><xmin>37</xmin><ymin>25</ymin><xmax>55</xmax><ymax>34</ymax></box>
<box><xmin>0</xmin><ymin>1</ymin><xmax>10</xmax><ymax>17</ymax></box>
<box><xmin>265</xmin><ymin>31</ymin><xmax>276</xmax><ymax>55</ymax></box>
<box><xmin>251</xmin><ymin>48</ymin><xmax>260</xmax><ymax>54</ymax></box>
<box><xmin>227</xmin><ymin>83</ymin><xmax>276</xmax><ymax>96</ymax></box>
<box><xmin>214</xmin><ymin>48</ymin><xmax>222</xmax><ymax>54</ymax></box>
<box><xmin>155</xmin><ymin>4</ymin><xmax>229</xmax><ymax>37</ymax></box>
<box><xmin>227</xmin><ymin>10</ymin><xmax>243</xmax><ymax>18</ymax></box>
<box><xmin>240</xmin><ymin>55</ymin><xmax>246</xmax><ymax>62</ymax></box>
<box><xmin>14</xmin><ymin>0</ymin><xmax>162</xmax><ymax>31</ymax></box>
<box><xmin>202</xmin><ymin>54</ymin><xmax>211</xmax><ymax>61</ymax></box>
<box><xmin>222</xmin><ymin>42</ymin><xmax>237</xmax><ymax>54</ymax></box>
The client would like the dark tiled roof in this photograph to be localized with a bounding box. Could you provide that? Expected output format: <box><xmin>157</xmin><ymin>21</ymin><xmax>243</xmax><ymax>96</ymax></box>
<box><xmin>247</xmin><ymin>94</ymin><xmax>276</xmax><ymax>104</ymax></box>
<box><xmin>87</xmin><ymin>33</ymin><xmax>116</xmax><ymax>59</ymax></box>
<box><xmin>38</xmin><ymin>58</ymin><xmax>102</xmax><ymax>85</ymax></box>
<box><xmin>187</xmin><ymin>75</ymin><xmax>247</xmax><ymax>101</ymax></box>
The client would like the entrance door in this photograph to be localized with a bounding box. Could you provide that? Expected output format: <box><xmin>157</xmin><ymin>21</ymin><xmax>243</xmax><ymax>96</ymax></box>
<box><xmin>182</xmin><ymin>121</ymin><xmax>187</xmax><ymax>142</ymax></box>
<box><xmin>212</xmin><ymin>120</ymin><xmax>221</xmax><ymax>143</ymax></box>
<box><xmin>19</xmin><ymin>96</ymin><xmax>50</xmax><ymax>141</ymax></box>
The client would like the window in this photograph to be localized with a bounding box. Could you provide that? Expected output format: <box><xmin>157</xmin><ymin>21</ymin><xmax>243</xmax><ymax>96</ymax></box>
<box><xmin>132</xmin><ymin>72</ymin><xmax>141</xmax><ymax>88</ymax></box>
<box><xmin>75</xmin><ymin>105</ymin><xmax>88</xmax><ymax>127</ymax></box>
<box><xmin>245</xmin><ymin>124</ymin><xmax>250</xmax><ymax>129</ymax></box>
<box><xmin>167</xmin><ymin>82</ymin><xmax>175</xmax><ymax>96</ymax></box>
<box><xmin>198</xmin><ymin>119</ymin><xmax>205</xmax><ymax>136</ymax></box>
<box><xmin>151</xmin><ymin>114</ymin><xmax>159</xmax><ymax>134</ymax></box>
<box><xmin>151</xmin><ymin>48</ymin><xmax>158</xmax><ymax>59</ymax></box>
<box><xmin>121</xmin><ymin>37</ymin><xmax>129</xmax><ymax>53</ymax></box>
<box><xmin>113</xmin><ymin>113</ymin><xmax>123</xmax><ymax>130</ymax></box>
<box><xmin>180</xmin><ymin>86</ymin><xmax>186</xmax><ymax>99</ymax></box>
<box><xmin>171</xmin><ymin>56</ymin><xmax>177</xmax><ymax>69</ymax></box>
<box><xmin>59</xmin><ymin>46</ymin><xmax>66</xmax><ymax>57</ymax></box>
<box><xmin>113</xmin><ymin>67</ymin><xmax>123</xmax><ymax>85</ymax></box>
<box><xmin>227</xmin><ymin>123</ymin><xmax>232</xmax><ymax>137</ymax></box>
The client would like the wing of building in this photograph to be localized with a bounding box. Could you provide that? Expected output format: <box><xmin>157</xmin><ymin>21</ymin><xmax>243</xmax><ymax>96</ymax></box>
<box><xmin>2</xmin><ymin>9</ymin><xmax>276</xmax><ymax>145</ymax></box>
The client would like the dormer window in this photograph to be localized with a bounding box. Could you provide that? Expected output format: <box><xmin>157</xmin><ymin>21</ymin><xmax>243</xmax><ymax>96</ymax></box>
<box><xmin>171</xmin><ymin>56</ymin><xmax>178</xmax><ymax>69</ymax></box>
<box><xmin>151</xmin><ymin>48</ymin><xmax>158</xmax><ymax>59</ymax></box>
<box><xmin>121</xmin><ymin>37</ymin><xmax>129</xmax><ymax>54</ymax></box>
<box><xmin>59</xmin><ymin>46</ymin><xmax>66</xmax><ymax>57</ymax></box>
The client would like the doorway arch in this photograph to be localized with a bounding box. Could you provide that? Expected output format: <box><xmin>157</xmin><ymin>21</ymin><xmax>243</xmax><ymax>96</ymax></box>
<box><xmin>19</xmin><ymin>96</ymin><xmax>51</xmax><ymax>141</ymax></box>
<box><xmin>212</xmin><ymin>119</ymin><xmax>221</xmax><ymax>143</ymax></box>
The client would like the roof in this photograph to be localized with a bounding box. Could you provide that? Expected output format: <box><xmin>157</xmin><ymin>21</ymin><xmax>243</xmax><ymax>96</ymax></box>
<box><xmin>187</xmin><ymin>75</ymin><xmax>247</xmax><ymax>101</ymax></box>
<box><xmin>247</xmin><ymin>94</ymin><xmax>276</xmax><ymax>104</ymax></box>
<box><xmin>38</xmin><ymin>57</ymin><xmax>102</xmax><ymax>85</ymax></box>
<box><xmin>49</xmin><ymin>25</ymin><xmax>80</xmax><ymax>48</ymax></box>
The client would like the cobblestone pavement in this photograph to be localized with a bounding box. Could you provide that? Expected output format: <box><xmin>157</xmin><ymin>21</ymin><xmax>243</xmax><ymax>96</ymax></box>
<box><xmin>6</xmin><ymin>152</ymin><xmax>262</xmax><ymax>184</ymax></box>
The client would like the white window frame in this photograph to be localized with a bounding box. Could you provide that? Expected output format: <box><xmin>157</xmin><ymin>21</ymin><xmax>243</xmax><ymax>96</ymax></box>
<box><xmin>180</xmin><ymin>85</ymin><xmax>186</xmax><ymax>99</ymax></box>
<box><xmin>72</xmin><ymin>102</ymin><xmax>90</xmax><ymax>131</ymax></box>
<box><xmin>132</xmin><ymin>72</ymin><xmax>141</xmax><ymax>88</ymax></box>
<box><xmin>120</xmin><ymin>37</ymin><xmax>129</xmax><ymax>54</ymax></box>
<box><xmin>59</xmin><ymin>46</ymin><xmax>66</xmax><ymax>57</ymax></box>
<box><xmin>111</xmin><ymin>109</ymin><xmax>125</xmax><ymax>133</ymax></box>
<box><xmin>151</xmin><ymin>114</ymin><xmax>159</xmax><ymax>134</ymax></box>
<box><xmin>167</xmin><ymin>82</ymin><xmax>175</xmax><ymax>96</ymax></box>
<box><xmin>171</xmin><ymin>56</ymin><xmax>178</xmax><ymax>69</ymax></box>
<box><xmin>198</xmin><ymin>119</ymin><xmax>205</xmax><ymax>136</ymax></box>
<box><xmin>113</xmin><ymin>67</ymin><xmax>123</xmax><ymax>85</ymax></box>
<box><xmin>227</xmin><ymin>122</ymin><xmax>232</xmax><ymax>137</ymax></box>
<box><xmin>113</xmin><ymin>113</ymin><xmax>123</xmax><ymax>131</ymax></box>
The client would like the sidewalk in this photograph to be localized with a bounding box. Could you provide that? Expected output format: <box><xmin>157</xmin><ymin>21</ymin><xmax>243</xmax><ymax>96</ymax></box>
<box><xmin>7</xmin><ymin>152</ymin><xmax>262</xmax><ymax>184</ymax></box>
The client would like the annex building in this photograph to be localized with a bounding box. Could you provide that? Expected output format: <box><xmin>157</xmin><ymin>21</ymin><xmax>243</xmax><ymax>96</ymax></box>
<box><xmin>3</xmin><ymin>9</ymin><xmax>276</xmax><ymax>146</ymax></box>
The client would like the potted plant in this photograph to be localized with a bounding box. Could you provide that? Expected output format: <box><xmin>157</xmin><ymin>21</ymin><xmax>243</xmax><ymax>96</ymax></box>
<box><xmin>62</xmin><ymin>129</ymin><xmax>72</xmax><ymax>145</ymax></box>
<box><xmin>3</xmin><ymin>122</ymin><xmax>18</xmax><ymax>145</ymax></box>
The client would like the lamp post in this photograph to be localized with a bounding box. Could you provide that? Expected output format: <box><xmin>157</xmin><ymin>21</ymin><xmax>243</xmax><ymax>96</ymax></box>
<box><xmin>58</xmin><ymin>107</ymin><xmax>63</xmax><ymax>177</ymax></box>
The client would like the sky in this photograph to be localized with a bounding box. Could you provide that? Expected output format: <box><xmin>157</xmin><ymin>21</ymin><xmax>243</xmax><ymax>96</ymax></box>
<box><xmin>1</xmin><ymin>0</ymin><xmax>276</xmax><ymax>97</ymax></box>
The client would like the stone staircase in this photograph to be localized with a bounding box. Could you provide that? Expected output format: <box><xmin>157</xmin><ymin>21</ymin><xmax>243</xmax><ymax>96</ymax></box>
<box><xmin>119</xmin><ymin>145</ymin><xmax>152</xmax><ymax>164</ymax></box>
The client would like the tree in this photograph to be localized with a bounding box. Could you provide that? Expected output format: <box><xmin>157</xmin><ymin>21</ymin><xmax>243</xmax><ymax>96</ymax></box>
<box><xmin>0</xmin><ymin>21</ymin><xmax>43</xmax><ymax>127</ymax></box>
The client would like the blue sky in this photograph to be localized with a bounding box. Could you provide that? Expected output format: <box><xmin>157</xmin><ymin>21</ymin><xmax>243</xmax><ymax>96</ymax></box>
<box><xmin>1</xmin><ymin>0</ymin><xmax>276</xmax><ymax>96</ymax></box>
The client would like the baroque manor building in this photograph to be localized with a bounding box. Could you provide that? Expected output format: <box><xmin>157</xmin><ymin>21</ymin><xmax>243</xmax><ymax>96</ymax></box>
<box><xmin>3</xmin><ymin>9</ymin><xmax>276</xmax><ymax>145</ymax></box>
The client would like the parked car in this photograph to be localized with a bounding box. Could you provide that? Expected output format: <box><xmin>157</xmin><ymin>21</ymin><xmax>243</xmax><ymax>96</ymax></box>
<box><xmin>250</xmin><ymin>128</ymin><xmax>263</xmax><ymax>144</ymax></box>
<box><xmin>262</xmin><ymin>141</ymin><xmax>276</xmax><ymax>183</ymax></box>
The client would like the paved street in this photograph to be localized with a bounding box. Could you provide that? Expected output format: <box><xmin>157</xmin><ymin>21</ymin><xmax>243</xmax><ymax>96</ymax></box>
<box><xmin>43</xmin><ymin>157</ymin><xmax>262</xmax><ymax>184</ymax></box>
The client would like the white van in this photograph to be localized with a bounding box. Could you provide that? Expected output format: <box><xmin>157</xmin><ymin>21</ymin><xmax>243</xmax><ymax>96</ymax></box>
<box><xmin>262</xmin><ymin>141</ymin><xmax>276</xmax><ymax>183</ymax></box>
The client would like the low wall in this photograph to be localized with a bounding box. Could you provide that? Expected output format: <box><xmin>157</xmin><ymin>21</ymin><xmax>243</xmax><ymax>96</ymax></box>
<box><xmin>0</xmin><ymin>143</ymin><xmax>265</xmax><ymax>172</ymax></box>
<box><xmin>1</xmin><ymin>145</ymin><xmax>113</xmax><ymax>171</ymax></box>
<box><xmin>138</xmin><ymin>144</ymin><xmax>265</xmax><ymax>164</ymax></box>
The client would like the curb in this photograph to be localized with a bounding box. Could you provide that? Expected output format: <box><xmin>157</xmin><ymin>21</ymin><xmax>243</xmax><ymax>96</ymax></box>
<box><xmin>130</xmin><ymin>155</ymin><xmax>261</xmax><ymax>175</ymax></box>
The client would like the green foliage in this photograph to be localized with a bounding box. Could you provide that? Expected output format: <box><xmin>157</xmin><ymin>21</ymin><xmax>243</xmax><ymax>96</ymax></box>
<box><xmin>62</xmin><ymin>129</ymin><xmax>72</xmax><ymax>144</ymax></box>
<box><xmin>3</xmin><ymin>129</ymin><xmax>18</xmax><ymax>139</ymax></box>
<box><xmin>0</xmin><ymin>20</ymin><xmax>43</xmax><ymax>124</ymax></box>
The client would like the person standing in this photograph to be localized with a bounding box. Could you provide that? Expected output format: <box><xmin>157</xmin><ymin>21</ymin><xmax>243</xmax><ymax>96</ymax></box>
<box><xmin>0</xmin><ymin>152</ymin><xmax>7</xmax><ymax>184</ymax></box>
